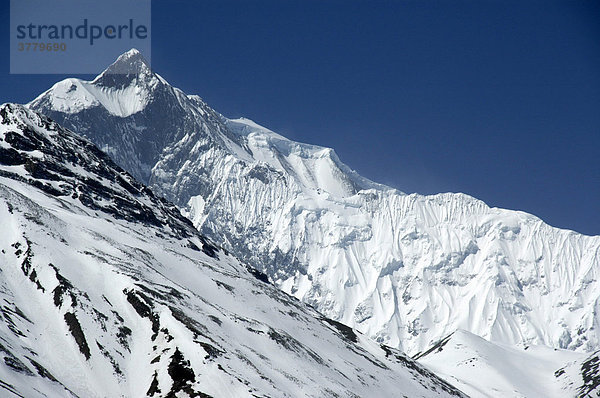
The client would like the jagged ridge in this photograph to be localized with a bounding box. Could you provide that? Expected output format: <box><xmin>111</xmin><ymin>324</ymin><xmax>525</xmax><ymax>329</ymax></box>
<box><xmin>0</xmin><ymin>102</ymin><xmax>465</xmax><ymax>397</ymax></box>
<box><xmin>28</xmin><ymin>51</ymin><xmax>600</xmax><ymax>360</ymax></box>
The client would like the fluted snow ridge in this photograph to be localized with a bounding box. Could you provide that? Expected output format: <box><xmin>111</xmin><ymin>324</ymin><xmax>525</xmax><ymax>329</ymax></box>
<box><xmin>28</xmin><ymin>51</ymin><xmax>600</xmax><ymax>357</ymax></box>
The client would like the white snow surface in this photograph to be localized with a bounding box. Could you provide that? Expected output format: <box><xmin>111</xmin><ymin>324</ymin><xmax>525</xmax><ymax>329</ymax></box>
<box><xmin>29</xmin><ymin>77</ymin><xmax>152</xmax><ymax>118</ymax></box>
<box><xmin>160</xmin><ymin>92</ymin><xmax>600</xmax><ymax>357</ymax></box>
<box><xmin>0</xmin><ymin>103</ymin><xmax>465</xmax><ymax>398</ymax></box>
<box><xmin>26</xmin><ymin>50</ymin><xmax>600</xmax><ymax>395</ymax></box>
<box><xmin>29</xmin><ymin>50</ymin><xmax>156</xmax><ymax>118</ymax></box>
<box><xmin>417</xmin><ymin>329</ymin><xmax>598</xmax><ymax>398</ymax></box>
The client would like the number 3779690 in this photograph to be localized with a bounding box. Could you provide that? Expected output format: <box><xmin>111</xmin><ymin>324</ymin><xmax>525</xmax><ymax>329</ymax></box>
<box><xmin>18</xmin><ymin>42</ymin><xmax>67</xmax><ymax>51</ymax></box>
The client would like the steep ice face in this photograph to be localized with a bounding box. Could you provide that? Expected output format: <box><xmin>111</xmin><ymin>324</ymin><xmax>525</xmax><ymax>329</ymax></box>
<box><xmin>0</xmin><ymin>103</ymin><xmax>465</xmax><ymax>398</ymax></box>
<box><xmin>177</xmin><ymin>133</ymin><xmax>600</xmax><ymax>357</ymax></box>
<box><xmin>28</xmin><ymin>51</ymin><xmax>233</xmax><ymax>185</ymax></box>
<box><xmin>29</xmin><ymin>51</ymin><xmax>600</xmax><ymax>358</ymax></box>
<box><xmin>225</xmin><ymin>117</ymin><xmax>375</xmax><ymax>197</ymax></box>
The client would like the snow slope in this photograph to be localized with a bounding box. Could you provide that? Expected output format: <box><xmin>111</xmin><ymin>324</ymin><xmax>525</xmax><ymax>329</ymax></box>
<box><xmin>0</xmin><ymin>103</ymin><xmax>466</xmax><ymax>397</ymax></box>
<box><xmin>28</xmin><ymin>50</ymin><xmax>600</xmax><ymax>361</ymax></box>
<box><xmin>416</xmin><ymin>329</ymin><xmax>600</xmax><ymax>398</ymax></box>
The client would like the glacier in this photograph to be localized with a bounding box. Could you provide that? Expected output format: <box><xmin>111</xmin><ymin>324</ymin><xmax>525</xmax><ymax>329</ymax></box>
<box><xmin>0</xmin><ymin>103</ymin><xmax>466</xmax><ymax>397</ymax></box>
<box><xmin>28</xmin><ymin>49</ymin><xmax>600</xmax><ymax>361</ymax></box>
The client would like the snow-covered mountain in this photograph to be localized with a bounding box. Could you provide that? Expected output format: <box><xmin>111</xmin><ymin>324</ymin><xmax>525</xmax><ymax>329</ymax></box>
<box><xmin>0</xmin><ymin>103</ymin><xmax>466</xmax><ymax>397</ymax></box>
<box><xmin>417</xmin><ymin>329</ymin><xmax>600</xmax><ymax>398</ymax></box>
<box><xmin>29</xmin><ymin>49</ymin><xmax>600</xmax><ymax>362</ymax></box>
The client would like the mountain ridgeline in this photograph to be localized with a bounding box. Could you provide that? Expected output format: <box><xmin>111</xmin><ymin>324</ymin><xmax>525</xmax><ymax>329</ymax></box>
<box><xmin>0</xmin><ymin>103</ymin><xmax>466</xmax><ymax>397</ymax></box>
<box><xmin>29</xmin><ymin>50</ymin><xmax>600</xmax><ymax>359</ymax></box>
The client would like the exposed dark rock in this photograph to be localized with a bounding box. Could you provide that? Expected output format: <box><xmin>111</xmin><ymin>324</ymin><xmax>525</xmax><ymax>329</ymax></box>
<box><xmin>125</xmin><ymin>289</ymin><xmax>153</xmax><ymax>318</ymax></box>
<box><xmin>381</xmin><ymin>344</ymin><xmax>464</xmax><ymax>396</ymax></box>
<box><xmin>49</xmin><ymin>264</ymin><xmax>78</xmax><ymax>308</ymax></box>
<box><xmin>136</xmin><ymin>284</ymin><xmax>168</xmax><ymax>302</ymax></box>
<box><xmin>27</xmin><ymin>358</ymin><xmax>59</xmax><ymax>382</ymax></box>
<box><xmin>4</xmin><ymin>356</ymin><xmax>34</xmax><ymax>376</ymax></box>
<box><xmin>322</xmin><ymin>317</ymin><xmax>358</xmax><ymax>343</ymax></box>
<box><xmin>4</xmin><ymin>131</ymin><xmax>37</xmax><ymax>151</ymax></box>
<box><xmin>577</xmin><ymin>353</ymin><xmax>600</xmax><ymax>397</ymax></box>
<box><xmin>166</xmin><ymin>348</ymin><xmax>201</xmax><ymax>397</ymax></box>
<box><xmin>412</xmin><ymin>333</ymin><xmax>454</xmax><ymax>360</ymax></box>
<box><xmin>28</xmin><ymin>269</ymin><xmax>45</xmax><ymax>292</ymax></box>
<box><xmin>246</xmin><ymin>266</ymin><xmax>269</xmax><ymax>284</ymax></box>
<box><xmin>125</xmin><ymin>289</ymin><xmax>160</xmax><ymax>340</ymax></box>
<box><xmin>63</xmin><ymin>312</ymin><xmax>91</xmax><ymax>360</ymax></box>
<box><xmin>25</xmin><ymin>160</ymin><xmax>60</xmax><ymax>181</ymax></box>
<box><xmin>117</xmin><ymin>326</ymin><xmax>132</xmax><ymax>351</ymax></box>
<box><xmin>187</xmin><ymin>241</ymin><xmax>201</xmax><ymax>252</ymax></box>
<box><xmin>0</xmin><ymin>104</ymin><xmax>202</xmax><ymax>240</ymax></box>
<box><xmin>0</xmin><ymin>343</ymin><xmax>33</xmax><ymax>376</ymax></box>
<box><xmin>12</xmin><ymin>306</ymin><xmax>31</xmax><ymax>323</ymax></box>
<box><xmin>267</xmin><ymin>328</ymin><xmax>324</xmax><ymax>365</ymax></box>
<box><xmin>146</xmin><ymin>371</ymin><xmax>161</xmax><ymax>396</ymax></box>
<box><xmin>96</xmin><ymin>341</ymin><xmax>122</xmax><ymax>376</ymax></box>
<box><xmin>215</xmin><ymin>280</ymin><xmax>234</xmax><ymax>292</ymax></box>
<box><xmin>0</xmin><ymin>147</ymin><xmax>27</xmax><ymax>165</ymax></box>
<box><xmin>93</xmin><ymin>309</ymin><xmax>108</xmax><ymax>332</ymax></box>
<box><xmin>0</xmin><ymin>379</ymin><xmax>25</xmax><ymax>398</ymax></box>
<box><xmin>2</xmin><ymin>307</ymin><xmax>26</xmax><ymax>337</ymax></box>
<box><xmin>197</xmin><ymin>236</ymin><xmax>219</xmax><ymax>259</ymax></box>
<box><xmin>169</xmin><ymin>307</ymin><xmax>210</xmax><ymax>340</ymax></box>
<box><xmin>199</xmin><ymin>342</ymin><xmax>223</xmax><ymax>360</ymax></box>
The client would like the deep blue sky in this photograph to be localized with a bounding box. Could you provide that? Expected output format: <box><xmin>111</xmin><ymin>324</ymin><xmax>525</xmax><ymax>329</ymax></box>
<box><xmin>1</xmin><ymin>1</ymin><xmax>599</xmax><ymax>235</ymax></box>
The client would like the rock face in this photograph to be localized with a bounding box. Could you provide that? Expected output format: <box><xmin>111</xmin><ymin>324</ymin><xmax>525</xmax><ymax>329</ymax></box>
<box><xmin>0</xmin><ymin>103</ymin><xmax>465</xmax><ymax>397</ymax></box>
<box><xmin>29</xmin><ymin>50</ymin><xmax>600</xmax><ymax>357</ymax></box>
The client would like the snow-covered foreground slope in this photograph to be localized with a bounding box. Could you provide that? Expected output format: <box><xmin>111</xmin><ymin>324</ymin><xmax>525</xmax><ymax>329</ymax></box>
<box><xmin>29</xmin><ymin>51</ymin><xmax>600</xmax><ymax>360</ymax></box>
<box><xmin>0</xmin><ymin>103</ymin><xmax>466</xmax><ymax>397</ymax></box>
<box><xmin>417</xmin><ymin>329</ymin><xmax>600</xmax><ymax>398</ymax></box>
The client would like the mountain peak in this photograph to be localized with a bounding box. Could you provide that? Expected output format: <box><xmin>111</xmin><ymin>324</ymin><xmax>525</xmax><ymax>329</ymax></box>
<box><xmin>27</xmin><ymin>49</ymin><xmax>166</xmax><ymax>120</ymax></box>
<box><xmin>104</xmin><ymin>48</ymin><xmax>149</xmax><ymax>73</ymax></box>
<box><xmin>92</xmin><ymin>48</ymin><xmax>154</xmax><ymax>88</ymax></box>
<box><xmin>122</xmin><ymin>47</ymin><xmax>142</xmax><ymax>57</ymax></box>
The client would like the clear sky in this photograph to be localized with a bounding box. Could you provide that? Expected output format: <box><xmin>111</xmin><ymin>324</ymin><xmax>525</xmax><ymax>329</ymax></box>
<box><xmin>1</xmin><ymin>1</ymin><xmax>598</xmax><ymax>235</ymax></box>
